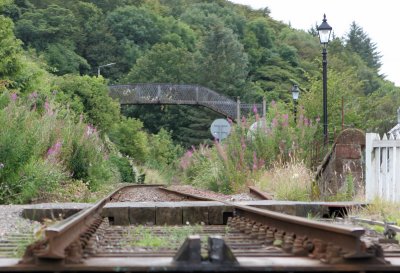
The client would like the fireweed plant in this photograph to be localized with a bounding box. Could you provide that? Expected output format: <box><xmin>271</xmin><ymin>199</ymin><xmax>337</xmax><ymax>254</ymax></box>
<box><xmin>0</xmin><ymin>92</ymin><xmax>120</xmax><ymax>204</ymax></box>
<box><xmin>179</xmin><ymin>101</ymin><xmax>320</xmax><ymax>194</ymax></box>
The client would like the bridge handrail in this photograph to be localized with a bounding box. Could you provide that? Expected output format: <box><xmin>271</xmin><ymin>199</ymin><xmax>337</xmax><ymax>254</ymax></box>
<box><xmin>109</xmin><ymin>84</ymin><xmax>263</xmax><ymax>120</ymax></box>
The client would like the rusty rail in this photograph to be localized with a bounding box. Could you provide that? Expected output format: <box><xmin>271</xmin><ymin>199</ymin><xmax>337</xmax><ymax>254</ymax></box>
<box><xmin>158</xmin><ymin>187</ymin><xmax>215</xmax><ymax>201</ymax></box>
<box><xmin>248</xmin><ymin>186</ymin><xmax>273</xmax><ymax>200</ymax></box>
<box><xmin>23</xmin><ymin>184</ymin><xmax>154</xmax><ymax>262</ymax></box>
<box><xmin>21</xmin><ymin>185</ymin><xmax>387</xmax><ymax>267</ymax></box>
<box><xmin>163</xmin><ymin>187</ymin><xmax>385</xmax><ymax>264</ymax></box>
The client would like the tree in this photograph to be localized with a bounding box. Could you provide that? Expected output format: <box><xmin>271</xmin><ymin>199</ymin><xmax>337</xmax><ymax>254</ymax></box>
<box><xmin>106</xmin><ymin>5</ymin><xmax>164</xmax><ymax>46</ymax></box>
<box><xmin>126</xmin><ymin>43</ymin><xmax>196</xmax><ymax>83</ymax></box>
<box><xmin>108</xmin><ymin>116</ymin><xmax>149</xmax><ymax>162</ymax></box>
<box><xmin>54</xmin><ymin>75</ymin><xmax>120</xmax><ymax>132</ymax></box>
<box><xmin>345</xmin><ymin>22</ymin><xmax>382</xmax><ymax>72</ymax></box>
<box><xmin>15</xmin><ymin>5</ymin><xmax>79</xmax><ymax>51</ymax></box>
<box><xmin>0</xmin><ymin>16</ymin><xmax>22</xmax><ymax>81</ymax></box>
<box><xmin>198</xmin><ymin>24</ymin><xmax>249</xmax><ymax>97</ymax></box>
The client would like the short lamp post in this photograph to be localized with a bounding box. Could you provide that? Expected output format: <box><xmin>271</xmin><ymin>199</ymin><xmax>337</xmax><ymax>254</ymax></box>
<box><xmin>317</xmin><ymin>14</ymin><xmax>332</xmax><ymax>146</ymax></box>
<box><xmin>97</xmin><ymin>62</ymin><xmax>116</xmax><ymax>77</ymax></box>
<box><xmin>291</xmin><ymin>84</ymin><xmax>300</xmax><ymax>123</ymax></box>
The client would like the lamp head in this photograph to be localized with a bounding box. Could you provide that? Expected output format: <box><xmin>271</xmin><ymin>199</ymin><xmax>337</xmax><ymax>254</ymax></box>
<box><xmin>291</xmin><ymin>85</ymin><xmax>300</xmax><ymax>100</ymax></box>
<box><xmin>317</xmin><ymin>14</ymin><xmax>332</xmax><ymax>45</ymax></box>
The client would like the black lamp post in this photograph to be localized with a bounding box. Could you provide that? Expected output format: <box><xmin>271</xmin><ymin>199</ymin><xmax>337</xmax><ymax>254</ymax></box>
<box><xmin>291</xmin><ymin>85</ymin><xmax>300</xmax><ymax>123</ymax></box>
<box><xmin>317</xmin><ymin>14</ymin><xmax>332</xmax><ymax>145</ymax></box>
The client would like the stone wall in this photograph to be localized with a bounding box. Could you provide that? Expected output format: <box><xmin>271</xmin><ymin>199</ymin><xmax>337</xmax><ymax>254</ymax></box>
<box><xmin>316</xmin><ymin>129</ymin><xmax>365</xmax><ymax>199</ymax></box>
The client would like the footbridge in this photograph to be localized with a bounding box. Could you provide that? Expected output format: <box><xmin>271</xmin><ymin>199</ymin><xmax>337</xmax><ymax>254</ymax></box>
<box><xmin>109</xmin><ymin>84</ymin><xmax>265</xmax><ymax>121</ymax></box>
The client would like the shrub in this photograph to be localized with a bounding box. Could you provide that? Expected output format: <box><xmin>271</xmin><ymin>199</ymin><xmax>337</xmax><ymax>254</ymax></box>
<box><xmin>108</xmin><ymin>117</ymin><xmax>149</xmax><ymax>163</ymax></box>
<box><xmin>178</xmin><ymin>101</ymin><xmax>319</xmax><ymax>194</ymax></box>
<box><xmin>0</xmin><ymin>92</ymin><xmax>120</xmax><ymax>203</ymax></box>
<box><xmin>109</xmin><ymin>155</ymin><xmax>137</xmax><ymax>183</ymax></box>
<box><xmin>148</xmin><ymin>129</ymin><xmax>183</xmax><ymax>167</ymax></box>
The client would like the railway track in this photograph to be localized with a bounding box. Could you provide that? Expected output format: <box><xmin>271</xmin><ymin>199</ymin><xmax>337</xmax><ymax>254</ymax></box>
<box><xmin>1</xmin><ymin>184</ymin><xmax>399</xmax><ymax>272</ymax></box>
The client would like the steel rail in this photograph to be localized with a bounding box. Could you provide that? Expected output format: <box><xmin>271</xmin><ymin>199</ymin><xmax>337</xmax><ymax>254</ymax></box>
<box><xmin>248</xmin><ymin>186</ymin><xmax>273</xmax><ymax>200</ymax></box>
<box><xmin>232</xmin><ymin>204</ymin><xmax>366</xmax><ymax>258</ymax></box>
<box><xmin>162</xmin><ymin>187</ymin><xmax>380</xmax><ymax>262</ymax></box>
<box><xmin>158</xmin><ymin>187</ymin><xmax>215</xmax><ymax>201</ymax></box>
<box><xmin>27</xmin><ymin>184</ymin><xmax>159</xmax><ymax>260</ymax></box>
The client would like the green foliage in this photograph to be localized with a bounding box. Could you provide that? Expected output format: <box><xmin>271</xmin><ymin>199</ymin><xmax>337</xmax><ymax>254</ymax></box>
<box><xmin>179</xmin><ymin>104</ymin><xmax>319</xmax><ymax>194</ymax></box>
<box><xmin>106</xmin><ymin>5</ymin><xmax>164</xmax><ymax>46</ymax></box>
<box><xmin>15</xmin><ymin>5</ymin><xmax>79</xmax><ymax>51</ymax></box>
<box><xmin>0</xmin><ymin>16</ymin><xmax>23</xmax><ymax>81</ymax></box>
<box><xmin>148</xmin><ymin>129</ymin><xmax>182</xmax><ymax>167</ymax></box>
<box><xmin>108</xmin><ymin>117</ymin><xmax>149</xmax><ymax>163</ymax></box>
<box><xmin>17</xmin><ymin>159</ymin><xmax>66</xmax><ymax>203</ymax></box>
<box><xmin>54</xmin><ymin>75</ymin><xmax>120</xmax><ymax>132</ymax></box>
<box><xmin>126</xmin><ymin>43</ymin><xmax>195</xmax><ymax>83</ymax></box>
<box><xmin>198</xmin><ymin>23</ymin><xmax>248</xmax><ymax>97</ymax></box>
<box><xmin>44</xmin><ymin>43</ymin><xmax>90</xmax><ymax>75</ymax></box>
<box><xmin>5</xmin><ymin>0</ymin><xmax>397</xmax><ymax>147</ymax></box>
<box><xmin>345</xmin><ymin>22</ymin><xmax>382</xmax><ymax>71</ymax></box>
<box><xmin>109</xmin><ymin>155</ymin><xmax>137</xmax><ymax>183</ymax></box>
<box><xmin>0</xmin><ymin>93</ymin><xmax>119</xmax><ymax>203</ymax></box>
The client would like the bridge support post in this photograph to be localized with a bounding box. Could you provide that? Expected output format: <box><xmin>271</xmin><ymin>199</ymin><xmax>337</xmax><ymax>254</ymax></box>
<box><xmin>236</xmin><ymin>97</ymin><xmax>241</xmax><ymax>126</ymax></box>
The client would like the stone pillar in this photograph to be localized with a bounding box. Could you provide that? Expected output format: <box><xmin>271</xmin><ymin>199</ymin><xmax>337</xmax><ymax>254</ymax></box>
<box><xmin>317</xmin><ymin>129</ymin><xmax>365</xmax><ymax>199</ymax></box>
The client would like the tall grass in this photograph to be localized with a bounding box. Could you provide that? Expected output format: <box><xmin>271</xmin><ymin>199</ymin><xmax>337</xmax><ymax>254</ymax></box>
<box><xmin>0</xmin><ymin>92</ymin><xmax>120</xmax><ymax>203</ymax></box>
<box><xmin>179</xmin><ymin>101</ymin><xmax>319</xmax><ymax>194</ymax></box>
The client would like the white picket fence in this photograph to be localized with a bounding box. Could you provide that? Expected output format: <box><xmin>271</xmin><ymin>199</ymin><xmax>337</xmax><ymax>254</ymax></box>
<box><xmin>365</xmin><ymin>132</ymin><xmax>400</xmax><ymax>201</ymax></box>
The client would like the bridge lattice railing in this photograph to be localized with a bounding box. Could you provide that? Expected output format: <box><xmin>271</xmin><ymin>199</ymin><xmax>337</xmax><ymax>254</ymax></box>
<box><xmin>109</xmin><ymin>84</ymin><xmax>263</xmax><ymax>120</ymax></box>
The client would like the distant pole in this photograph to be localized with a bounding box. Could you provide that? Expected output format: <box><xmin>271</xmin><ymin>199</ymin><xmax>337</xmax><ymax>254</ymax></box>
<box><xmin>322</xmin><ymin>46</ymin><xmax>328</xmax><ymax>144</ymax></box>
<box><xmin>97</xmin><ymin>62</ymin><xmax>116</xmax><ymax>77</ymax></box>
<box><xmin>236</xmin><ymin>96</ymin><xmax>241</xmax><ymax>126</ymax></box>
<box><xmin>341</xmin><ymin>96</ymin><xmax>344</xmax><ymax>131</ymax></box>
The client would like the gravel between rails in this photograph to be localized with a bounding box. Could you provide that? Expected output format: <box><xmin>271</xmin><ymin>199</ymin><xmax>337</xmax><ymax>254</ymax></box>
<box><xmin>0</xmin><ymin>185</ymin><xmax>258</xmax><ymax>240</ymax></box>
<box><xmin>117</xmin><ymin>187</ymin><xmax>189</xmax><ymax>202</ymax></box>
<box><xmin>167</xmin><ymin>185</ymin><xmax>259</xmax><ymax>201</ymax></box>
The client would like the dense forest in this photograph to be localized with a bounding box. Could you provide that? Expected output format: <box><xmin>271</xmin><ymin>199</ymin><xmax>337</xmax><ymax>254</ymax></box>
<box><xmin>0</xmin><ymin>0</ymin><xmax>399</xmax><ymax>202</ymax></box>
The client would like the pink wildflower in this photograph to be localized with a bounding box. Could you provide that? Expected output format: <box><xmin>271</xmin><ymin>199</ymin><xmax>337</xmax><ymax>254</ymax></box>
<box><xmin>86</xmin><ymin>124</ymin><xmax>97</xmax><ymax>137</ymax></box>
<box><xmin>29</xmin><ymin>92</ymin><xmax>38</xmax><ymax>100</ymax></box>
<box><xmin>241</xmin><ymin>137</ymin><xmax>246</xmax><ymax>150</ymax></box>
<box><xmin>252</xmin><ymin>152</ymin><xmax>258</xmax><ymax>171</ymax></box>
<box><xmin>282</xmin><ymin>114</ymin><xmax>289</xmax><ymax>127</ymax></box>
<box><xmin>304</xmin><ymin>118</ymin><xmax>309</xmax><ymax>127</ymax></box>
<box><xmin>241</xmin><ymin>116</ymin><xmax>247</xmax><ymax>127</ymax></box>
<box><xmin>44</xmin><ymin>101</ymin><xmax>53</xmax><ymax>115</ymax></box>
<box><xmin>10</xmin><ymin>93</ymin><xmax>18</xmax><ymax>101</ymax></box>
<box><xmin>272</xmin><ymin>118</ymin><xmax>278</xmax><ymax>128</ymax></box>
<box><xmin>47</xmin><ymin>140</ymin><xmax>62</xmax><ymax>162</ymax></box>
<box><xmin>252</xmin><ymin>105</ymin><xmax>258</xmax><ymax>114</ymax></box>
<box><xmin>180</xmin><ymin>150</ymin><xmax>194</xmax><ymax>170</ymax></box>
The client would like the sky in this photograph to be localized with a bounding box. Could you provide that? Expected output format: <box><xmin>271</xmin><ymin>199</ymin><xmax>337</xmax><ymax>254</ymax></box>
<box><xmin>229</xmin><ymin>0</ymin><xmax>400</xmax><ymax>87</ymax></box>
